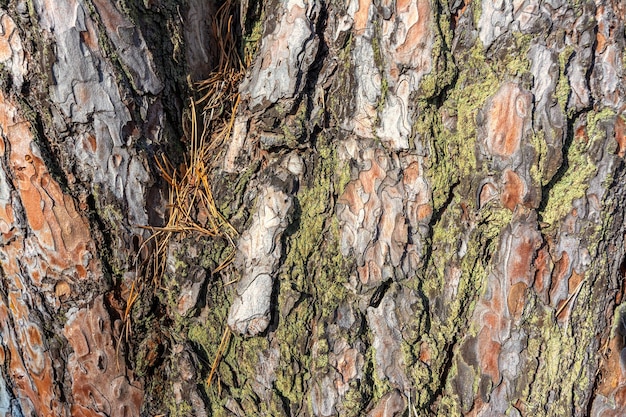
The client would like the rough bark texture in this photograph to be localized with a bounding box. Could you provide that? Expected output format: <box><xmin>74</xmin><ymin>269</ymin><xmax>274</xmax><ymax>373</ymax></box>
<box><xmin>0</xmin><ymin>0</ymin><xmax>624</xmax><ymax>416</ymax></box>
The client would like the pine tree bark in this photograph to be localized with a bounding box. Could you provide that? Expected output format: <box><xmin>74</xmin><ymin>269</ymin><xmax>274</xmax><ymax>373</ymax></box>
<box><xmin>0</xmin><ymin>0</ymin><xmax>624</xmax><ymax>416</ymax></box>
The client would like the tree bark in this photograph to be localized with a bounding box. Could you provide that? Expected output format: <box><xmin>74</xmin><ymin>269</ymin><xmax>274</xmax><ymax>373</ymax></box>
<box><xmin>0</xmin><ymin>0</ymin><xmax>624</xmax><ymax>416</ymax></box>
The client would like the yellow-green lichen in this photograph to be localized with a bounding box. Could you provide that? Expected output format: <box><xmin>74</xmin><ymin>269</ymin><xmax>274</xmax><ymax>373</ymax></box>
<box><xmin>418</xmin><ymin>9</ymin><xmax>456</xmax><ymax>100</ymax></box>
<box><xmin>436</xmin><ymin>391</ymin><xmax>462</xmax><ymax>417</ymax></box>
<box><xmin>272</xmin><ymin>134</ymin><xmax>352</xmax><ymax>411</ymax></box>
<box><xmin>413</xmin><ymin>27</ymin><xmax>537</xmax><ymax>412</ymax></box>
<box><xmin>335</xmin><ymin>158</ymin><xmax>352</xmax><ymax>197</ymax></box>
<box><xmin>587</xmin><ymin>107</ymin><xmax>616</xmax><ymax>142</ymax></box>
<box><xmin>243</xmin><ymin>5</ymin><xmax>265</xmax><ymax>65</ymax></box>
<box><xmin>370</xmin><ymin>22</ymin><xmax>384</xmax><ymax>72</ymax></box>
<box><xmin>342</xmin><ymin>381</ymin><xmax>370</xmax><ymax>417</ymax></box>
<box><xmin>508</xmin><ymin>33</ymin><xmax>533</xmax><ymax>77</ymax></box>
<box><xmin>611</xmin><ymin>302</ymin><xmax>626</xmax><ymax>339</ymax></box>
<box><xmin>370</xmin><ymin>23</ymin><xmax>389</xmax><ymax>131</ymax></box>
<box><xmin>428</xmin><ymin>199</ymin><xmax>463</xmax><ymax>284</ymax></box>
<box><xmin>556</xmin><ymin>45</ymin><xmax>575</xmax><ymax>115</ymax></box>
<box><xmin>419</xmin><ymin>38</ymin><xmax>508</xmax><ymax>211</ymax></box>
<box><xmin>165</xmin><ymin>397</ymin><xmax>193</xmax><ymax>417</ymax></box>
<box><xmin>364</xmin><ymin>345</ymin><xmax>394</xmax><ymax>403</ymax></box>
<box><xmin>530</xmin><ymin>130</ymin><xmax>549</xmax><ymax>186</ymax></box>
<box><xmin>540</xmin><ymin>109</ymin><xmax>615</xmax><ymax>227</ymax></box>
<box><xmin>377</xmin><ymin>76</ymin><xmax>389</xmax><ymax>114</ymax></box>
<box><xmin>521</xmin><ymin>274</ymin><xmax>600</xmax><ymax>416</ymax></box>
<box><xmin>408</xmin><ymin>337</ymin><xmax>438</xmax><ymax>406</ymax></box>
<box><xmin>472</xmin><ymin>0</ymin><xmax>482</xmax><ymax>27</ymax></box>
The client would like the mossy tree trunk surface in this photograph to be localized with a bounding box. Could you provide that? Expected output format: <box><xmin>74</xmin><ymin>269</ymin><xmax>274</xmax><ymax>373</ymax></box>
<box><xmin>0</xmin><ymin>0</ymin><xmax>624</xmax><ymax>416</ymax></box>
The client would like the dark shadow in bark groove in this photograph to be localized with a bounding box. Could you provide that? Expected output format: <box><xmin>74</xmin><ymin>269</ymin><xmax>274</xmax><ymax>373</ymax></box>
<box><xmin>275</xmin><ymin>387</ymin><xmax>294</xmax><ymax>415</ymax></box>
<box><xmin>241</xmin><ymin>0</ymin><xmax>263</xmax><ymax>41</ymax></box>
<box><xmin>302</xmin><ymin>0</ymin><xmax>328</xmax><ymax>102</ymax></box>
<box><xmin>85</xmin><ymin>193</ymin><xmax>116</xmax><ymax>286</ymax></box>
<box><xmin>421</xmin><ymin>179</ymin><xmax>459</xmax><ymax>272</ymax></box>
<box><xmin>26</xmin><ymin>104</ymin><xmax>71</xmax><ymax>194</ymax></box>
<box><xmin>369</xmin><ymin>278</ymin><xmax>392</xmax><ymax>308</ymax></box>
<box><xmin>104</xmin><ymin>0</ymin><xmax>187</xmax><ymax>166</ymax></box>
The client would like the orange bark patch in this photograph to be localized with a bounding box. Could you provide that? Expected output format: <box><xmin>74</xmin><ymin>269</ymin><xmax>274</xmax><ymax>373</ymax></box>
<box><xmin>91</xmin><ymin>0</ymin><xmax>127</xmax><ymax>38</ymax></box>
<box><xmin>477</xmin><ymin>328</ymin><xmax>501</xmax><ymax>383</ymax></box>
<box><xmin>452</xmin><ymin>0</ymin><xmax>471</xmax><ymax>28</ymax></box>
<box><xmin>338</xmin><ymin>181</ymin><xmax>364</xmax><ymax>216</ymax></box>
<box><xmin>417</xmin><ymin>204</ymin><xmax>432</xmax><ymax>221</ymax></box>
<box><xmin>0</xmin><ymin>205</ymin><xmax>15</xmax><ymax>236</ymax></box>
<box><xmin>576</xmin><ymin>123</ymin><xmax>589</xmax><ymax>141</ymax></box>
<box><xmin>507</xmin><ymin>282</ymin><xmax>527</xmax><ymax>319</ymax></box>
<box><xmin>394</xmin><ymin>0</ymin><xmax>432</xmax><ymax>66</ymax></box>
<box><xmin>533</xmin><ymin>246</ymin><xmax>552</xmax><ymax>299</ymax></box>
<box><xmin>554</xmin><ymin>269</ymin><xmax>584</xmax><ymax>322</ymax></box>
<box><xmin>379</xmin><ymin>190</ymin><xmax>400</xmax><ymax>242</ymax></box>
<box><xmin>403</xmin><ymin>161</ymin><xmax>431</xmax><ymax>221</ymax></box>
<box><xmin>466</xmin><ymin>398</ymin><xmax>485</xmax><ymax>417</ymax></box>
<box><xmin>3</xmin><ymin>296</ymin><xmax>59</xmax><ymax>416</ymax></box>
<box><xmin>359</xmin><ymin>156</ymin><xmax>386</xmax><ymax>230</ymax></box>
<box><xmin>507</xmin><ymin>235</ymin><xmax>536</xmax><ymax>286</ymax></box>
<box><xmin>64</xmin><ymin>296</ymin><xmax>143</xmax><ymax>417</ymax></box>
<box><xmin>403</xmin><ymin>161</ymin><xmax>420</xmax><ymax>183</ymax></box>
<box><xmin>483</xmin><ymin>310</ymin><xmax>499</xmax><ymax>329</ymax></box>
<box><xmin>359</xmin><ymin>156</ymin><xmax>385</xmax><ymax>195</ymax></box>
<box><xmin>335</xmin><ymin>347</ymin><xmax>360</xmax><ymax>393</ymax></box>
<box><xmin>354</xmin><ymin>0</ymin><xmax>372</xmax><ymax>33</ymax></box>
<box><xmin>488</xmin><ymin>276</ymin><xmax>504</xmax><ymax>313</ymax></box>
<box><xmin>358</xmin><ymin>260</ymin><xmax>382</xmax><ymax>285</ymax></box>
<box><xmin>87</xmin><ymin>133</ymin><xmax>97</xmax><ymax>152</ymax></box>
<box><xmin>615</xmin><ymin>115</ymin><xmax>626</xmax><ymax>157</ymax></box>
<box><xmin>598</xmin><ymin>336</ymin><xmax>625</xmax><ymax>397</ymax></box>
<box><xmin>26</xmin><ymin>325</ymin><xmax>43</xmax><ymax>347</ymax></box>
<box><xmin>597</xmin><ymin>29</ymin><xmax>607</xmax><ymax>53</ymax></box>
<box><xmin>0</xmin><ymin>90</ymin><xmax>96</xmax><ymax>282</ymax></box>
<box><xmin>419</xmin><ymin>341</ymin><xmax>431</xmax><ymax>365</ymax></box>
<box><xmin>614</xmin><ymin>386</ymin><xmax>626</xmax><ymax>414</ymax></box>
<box><xmin>485</xmin><ymin>83</ymin><xmax>531</xmax><ymax>157</ymax></box>
<box><xmin>549</xmin><ymin>251</ymin><xmax>570</xmax><ymax>306</ymax></box>
<box><xmin>568</xmin><ymin>270</ymin><xmax>584</xmax><ymax>293</ymax></box>
<box><xmin>55</xmin><ymin>281</ymin><xmax>71</xmax><ymax>298</ymax></box>
<box><xmin>0</xmin><ymin>14</ymin><xmax>15</xmax><ymax>62</ymax></box>
<box><xmin>72</xmin><ymin>82</ymin><xmax>92</xmax><ymax>109</ymax></box>
<box><xmin>553</xmin><ymin>269</ymin><xmax>584</xmax><ymax>321</ymax></box>
<box><xmin>79</xmin><ymin>18</ymin><xmax>100</xmax><ymax>51</ymax></box>
<box><xmin>500</xmin><ymin>169</ymin><xmax>525</xmax><ymax>210</ymax></box>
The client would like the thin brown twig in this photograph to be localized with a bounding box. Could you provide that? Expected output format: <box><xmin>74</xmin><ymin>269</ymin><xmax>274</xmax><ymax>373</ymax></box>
<box><xmin>207</xmin><ymin>328</ymin><xmax>231</xmax><ymax>386</ymax></box>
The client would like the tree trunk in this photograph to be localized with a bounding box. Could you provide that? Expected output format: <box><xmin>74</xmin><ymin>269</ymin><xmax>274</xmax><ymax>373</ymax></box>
<box><xmin>0</xmin><ymin>0</ymin><xmax>624</xmax><ymax>416</ymax></box>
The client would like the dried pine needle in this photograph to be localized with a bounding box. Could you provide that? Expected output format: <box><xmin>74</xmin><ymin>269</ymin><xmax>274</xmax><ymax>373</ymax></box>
<box><xmin>121</xmin><ymin>0</ymin><xmax>247</xmax><ymax>390</ymax></box>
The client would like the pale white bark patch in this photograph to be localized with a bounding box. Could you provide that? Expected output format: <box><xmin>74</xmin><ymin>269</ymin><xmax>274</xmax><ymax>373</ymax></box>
<box><xmin>228</xmin><ymin>186</ymin><xmax>293</xmax><ymax>336</ymax></box>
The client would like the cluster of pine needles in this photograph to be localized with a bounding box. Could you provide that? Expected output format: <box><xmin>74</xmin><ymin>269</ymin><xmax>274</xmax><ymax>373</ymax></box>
<box><xmin>119</xmin><ymin>0</ymin><xmax>254</xmax><ymax>388</ymax></box>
